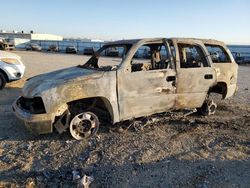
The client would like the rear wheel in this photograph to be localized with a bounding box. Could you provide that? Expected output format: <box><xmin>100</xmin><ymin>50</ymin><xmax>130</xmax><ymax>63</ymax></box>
<box><xmin>197</xmin><ymin>97</ymin><xmax>217</xmax><ymax>116</ymax></box>
<box><xmin>0</xmin><ymin>72</ymin><xmax>6</xmax><ymax>90</ymax></box>
<box><xmin>69</xmin><ymin>111</ymin><xmax>99</xmax><ymax>140</ymax></box>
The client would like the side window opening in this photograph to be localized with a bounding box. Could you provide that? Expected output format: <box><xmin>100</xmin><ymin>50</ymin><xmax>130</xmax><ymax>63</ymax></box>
<box><xmin>205</xmin><ymin>44</ymin><xmax>231</xmax><ymax>63</ymax></box>
<box><xmin>178</xmin><ymin>44</ymin><xmax>209</xmax><ymax>68</ymax></box>
<box><xmin>131</xmin><ymin>43</ymin><xmax>173</xmax><ymax>72</ymax></box>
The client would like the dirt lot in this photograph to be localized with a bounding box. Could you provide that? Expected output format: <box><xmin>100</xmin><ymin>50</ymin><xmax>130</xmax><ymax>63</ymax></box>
<box><xmin>0</xmin><ymin>51</ymin><xmax>249</xmax><ymax>187</ymax></box>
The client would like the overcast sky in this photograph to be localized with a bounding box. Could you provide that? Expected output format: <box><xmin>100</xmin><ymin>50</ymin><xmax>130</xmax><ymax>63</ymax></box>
<box><xmin>1</xmin><ymin>0</ymin><xmax>250</xmax><ymax>44</ymax></box>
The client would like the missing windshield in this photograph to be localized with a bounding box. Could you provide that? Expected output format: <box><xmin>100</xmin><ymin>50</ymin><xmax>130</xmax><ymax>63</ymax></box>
<box><xmin>81</xmin><ymin>44</ymin><xmax>131</xmax><ymax>71</ymax></box>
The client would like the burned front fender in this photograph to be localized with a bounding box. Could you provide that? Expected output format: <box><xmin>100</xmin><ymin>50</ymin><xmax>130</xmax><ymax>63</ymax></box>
<box><xmin>22</xmin><ymin>67</ymin><xmax>105</xmax><ymax>113</ymax></box>
<box><xmin>40</xmin><ymin>71</ymin><xmax>118</xmax><ymax>115</ymax></box>
<box><xmin>20</xmin><ymin>67</ymin><xmax>119</xmax><ymax>124</ymax></box>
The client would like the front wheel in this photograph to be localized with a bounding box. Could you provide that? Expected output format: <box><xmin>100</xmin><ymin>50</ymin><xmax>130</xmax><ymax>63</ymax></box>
<box><xmin>69</xmin><ymin>111</ymin><xmax>99</xmax><ymax>140</ymax></box>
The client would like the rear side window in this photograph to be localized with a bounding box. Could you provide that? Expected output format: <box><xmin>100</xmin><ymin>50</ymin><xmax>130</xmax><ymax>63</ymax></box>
<box><xmin>178</xmin><ymin>43</ymin><xmax>209</xmax><ymax>68</ymax></box>
<box><xmin>205</xmin><ymin>45</ymin><xmax>232</xmax><ymax>63</ymax></box>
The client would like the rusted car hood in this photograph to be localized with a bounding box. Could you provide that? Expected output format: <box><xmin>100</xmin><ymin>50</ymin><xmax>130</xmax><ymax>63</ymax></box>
<box><xmin>22</xmin><ymin>66</ymin><xmax>104</xmax><ymax>97</ymax></box>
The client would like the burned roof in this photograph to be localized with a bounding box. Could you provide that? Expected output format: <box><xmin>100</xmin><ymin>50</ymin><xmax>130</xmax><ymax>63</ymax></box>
<box><xmin>104</xmin><ymin>38</ymin><xmax>165</xmax><ymax>46</ymax></box>
<box><xmin>104</xmin><ymin>38</ymin><xmax>225</xmax><ymax>46</ymax></box>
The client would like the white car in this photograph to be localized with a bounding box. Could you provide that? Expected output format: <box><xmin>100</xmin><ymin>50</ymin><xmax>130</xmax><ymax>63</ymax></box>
<box><xmin>0</xmin><ymin>51</ymin><xmax>25</xmax><ymax>89</ymax></box>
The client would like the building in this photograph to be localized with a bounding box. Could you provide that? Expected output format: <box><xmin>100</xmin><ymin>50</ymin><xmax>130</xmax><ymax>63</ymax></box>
<box><xmin>0</xmin><ymin>31</ymin><xmax>63</xmax><ymax>48</ymax></box>
<box><xmin>0</xmin><ymin>31</ymin><xmax>63</xmax><ymax>41</ymax></box>
<box><xmin>0</xmin><ymin>30</ymin><xmax>107</xmax><ymax>51</ymax></box>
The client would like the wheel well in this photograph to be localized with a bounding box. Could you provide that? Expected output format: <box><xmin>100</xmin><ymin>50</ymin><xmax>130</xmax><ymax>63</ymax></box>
<box><xmin>209</xmin><ymin>82</ymin><xmax>227</xmax><ymax>99</ymax></box>
<box><xmin>0</xmin><ymin>68</ymin><xmax>9</xmax><ymax>82</ymax></box>
<box><xmin>67</xmin><ymin>97</ymin><xmax>113</xmax><ymax>123</ymax></box>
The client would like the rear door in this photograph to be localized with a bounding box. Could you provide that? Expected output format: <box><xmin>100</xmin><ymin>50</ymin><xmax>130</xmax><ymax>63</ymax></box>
<box><xmin>173</xmin><ymin>40</ymin><xmax>216</xmax><ymax>109</ymax></box>
<box><xmin>204</xmin><ymin>43</ymin><xmax>238</xmax><ymax>99</ymax></box>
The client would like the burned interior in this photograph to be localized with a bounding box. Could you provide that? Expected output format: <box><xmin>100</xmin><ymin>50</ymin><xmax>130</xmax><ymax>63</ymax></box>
<box><xmin>131</xmin><ymin>42</ymin><xmax>175</xmax><ymax>72</ymax></box>
<box><xmin>178</xmin><ymin>43</ymin><xmax>209</xmax><ymax>68</ymax></box>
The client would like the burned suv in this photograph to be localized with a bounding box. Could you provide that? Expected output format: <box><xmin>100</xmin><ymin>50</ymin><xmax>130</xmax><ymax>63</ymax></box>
<box><xmin>13</xmin><ymin>38</ymin><xmax>238</xmax><ymax>140</ymax></box>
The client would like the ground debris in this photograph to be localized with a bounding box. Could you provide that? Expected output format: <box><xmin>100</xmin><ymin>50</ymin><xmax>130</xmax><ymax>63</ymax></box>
<box><xmin>183</xmin><ymin>109</ymin><xmax>198</xmax><ymax>117</ymax></box>
<box><xmin>72</xmin><ymin>170</ymin><xmax>81</xmax><ymax>181</ymax></box>
<box><xmin>111</xmin><ymin>112</ymin><xmax>176</xmax><ymax>133</ymax></box>
<box><xmin>79</xmin><ymin>175</ymin><xmax>94</xmax><ymax>188</ymax></box>
<box><xmin>25</xmin><ymin>177</ymin><xmax>36</xmax><ymax>188</ymax></box>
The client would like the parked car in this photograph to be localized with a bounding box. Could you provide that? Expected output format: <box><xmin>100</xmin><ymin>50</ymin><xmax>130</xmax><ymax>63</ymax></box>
<box><xmin>66</xmin><ymin>46</ymin><xmax>77</xmax><ymax>54</ymax></box>
<box><xmin>47</xmin><ymin>45</ymin><xmax>59</xmax><ymax>52</ymax></box>
<box><xmin>83</xmin><ymin>47</ymin><xmax>94</xmax><ymax>55</ymax></box>
<box><xmin>106</xmin><ymin>47</ymin><xmax>119</xmax><ymax>57</ymax></box>
<box><xmin>244</xmin><ymin>56</ymin><xmax>250</xmax><ymax>63</ymax></box>
<box><xmin>25</xmin><ymin>43</ymin><xmax>42</xmax><ymax>51</ymax></box>
<box><xmin>0</xmin><ymin>38</ymin><xmax>15</xmax><ymax>51</ymax></box>
<box><xmin>0</xmin><ymin>51</ymin><xmax>25</xmax><ymax>89</ymax></box>
<box><xmin>13</xmin><ymin>38</ymin><xmax>238</xmax><ymax>140</ymax></box>
<box><xmin>231</xmin><ymin>52</ymin><xmax>245</xmax><ymax>64</ymax></box>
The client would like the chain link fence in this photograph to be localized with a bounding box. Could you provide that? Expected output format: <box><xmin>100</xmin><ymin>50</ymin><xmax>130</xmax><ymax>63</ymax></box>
<box><xmin>31</xmin><ymin>40</ymin><xmax>104</xmax><ymax>53</ymax></box>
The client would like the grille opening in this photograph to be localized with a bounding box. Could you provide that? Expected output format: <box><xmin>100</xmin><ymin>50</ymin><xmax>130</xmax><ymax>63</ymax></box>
<box><xmin>17</xmin><ymin>97</ymin><xmax>46</xmax><ymax>114</ymax></box>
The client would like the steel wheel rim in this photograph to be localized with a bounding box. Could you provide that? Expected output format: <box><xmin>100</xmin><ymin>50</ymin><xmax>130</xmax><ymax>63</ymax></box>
<box><xmin>70</xmin><ymin>112</ymin><xmax>98</xmax><ymax>140</ymax></box>
<box><xmin>208</xmin><ymin>102</ymin><xmax>217</xmax><ymax>115</ymax></box>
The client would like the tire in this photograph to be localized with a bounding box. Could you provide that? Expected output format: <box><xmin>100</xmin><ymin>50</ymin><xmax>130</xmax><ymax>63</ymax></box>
<box><xmin>69</xmin><ymin>111</ymin><xmax>100</xmax><ymax>140</ymax></box>
<box><xmin>0</xmin><ymin>72</ymin><xmax>6</xmax><ymax>90</ymax></box>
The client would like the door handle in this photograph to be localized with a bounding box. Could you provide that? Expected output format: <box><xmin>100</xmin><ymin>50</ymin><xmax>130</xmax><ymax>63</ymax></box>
<box><xmin>166</xmin><ymin>76</ymin><xmax>176</xmax><ymax>82</ymax></box>
<box><xmin>204</xmin><ymin>74</ymin><xmax>213</xmax><ymax>79</ymax></box>
<box><xmin>166</xmin><ymin>76</ymin><xmax>176</xmax><ymax>87</ymax></box>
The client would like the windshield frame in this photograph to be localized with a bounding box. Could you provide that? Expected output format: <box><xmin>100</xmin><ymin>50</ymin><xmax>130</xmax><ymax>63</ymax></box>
<box><xmin>81</xmin><ymin>43</ymin><xmax>132</xmax><ymax>71</ymax></box>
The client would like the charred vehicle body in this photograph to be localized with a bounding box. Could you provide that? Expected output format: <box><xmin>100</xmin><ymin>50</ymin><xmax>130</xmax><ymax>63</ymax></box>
<box><xmin>12</xmin><ymin>38</ymin><xmax>238</xmax><ymax>140</ymax></box>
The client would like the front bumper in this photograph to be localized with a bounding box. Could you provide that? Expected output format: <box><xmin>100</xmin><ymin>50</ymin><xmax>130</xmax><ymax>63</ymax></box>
<box><xmin>12</xmin><ymin>98</ymin><xmax>53</xmax><ymax>134</ymax></box>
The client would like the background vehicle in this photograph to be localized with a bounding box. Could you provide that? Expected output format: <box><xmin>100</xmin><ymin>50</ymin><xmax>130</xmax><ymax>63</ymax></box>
<box><xmin>47</xmin><ymin>44</ymin><xmax>59</xmax><ymax>52</ymax></box>
<box><xmin>231</xmin><ymin>52</ymin><xmax>245</xmax><ymax>64</ymax></box>
<box><xmin>25</xmin><ymin>43</ymin><xmax>42</xmax><ymax>51</ymax></box>
<box><xmin>83</xmin><ymin>47</ymin><xmax>94</xmax><ymax>55</ymax></box>
<box><xmin>0</xmin><ymin>38</ymin><xmax>15</xmax><ymax>51</ymax></box>
<box><xmin>0</xmin><ymin>51</ymin><xmax>25</xmax><ymax>89</ymax></box>
<box><xmin>65</xmin><ymin>46</ymin><xmax>77</xmax><ymax>54</ymax></box>
<box><xmin>106</xmin><ymin>47</ymin><xmax>119</xmax><ymax>57</ymax></box>
<box><xmin>13</xmin><ymin>38</ymin><xmax>238</xmax><ymax>140</ymax></box>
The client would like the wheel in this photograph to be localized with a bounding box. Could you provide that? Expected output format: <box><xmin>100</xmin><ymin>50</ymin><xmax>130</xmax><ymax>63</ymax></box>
<box><xmin>69</xmin><ymin>111</ymin><xmax>99</xmax><ymax>140</ymax></box>
<box><xmin>197</xmin><ymin>98</ymin><xmax>217</xmax><ymax>116</ymax></box>
<box><xmin>0</xmin><ymin>72</ymin><xmax>6</xmax><ymax>90</ymax></box>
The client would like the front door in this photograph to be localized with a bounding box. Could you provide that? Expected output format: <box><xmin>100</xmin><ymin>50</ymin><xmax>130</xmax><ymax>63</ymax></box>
<box><xmin>117</xmin><ymin>41</ymin><xmax>177</xmax><ymax>121</ymax></box>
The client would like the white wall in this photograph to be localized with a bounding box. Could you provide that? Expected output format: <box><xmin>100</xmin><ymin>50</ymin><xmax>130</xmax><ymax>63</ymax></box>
<box><xmin>14</xmin><ymin>38</ymin><xmax>30</xmax><ymax>48</ymax></box>
<box><xmin>31</xmin><ymin>34</ymin><xmax>63</xmax><ymax>41</ymax></box>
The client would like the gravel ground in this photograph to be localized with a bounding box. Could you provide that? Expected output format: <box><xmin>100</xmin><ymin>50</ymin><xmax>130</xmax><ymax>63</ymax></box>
<box><xmin>0</xmin><ymin>51</ymin><xmax>249</xmax><ymax>187</ymax></box>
